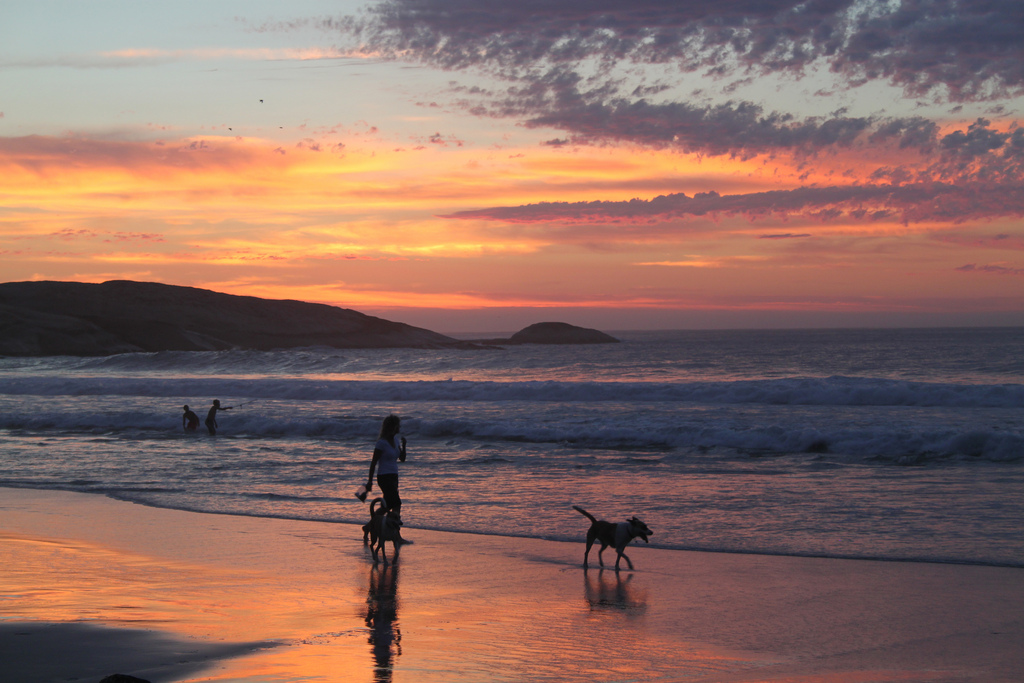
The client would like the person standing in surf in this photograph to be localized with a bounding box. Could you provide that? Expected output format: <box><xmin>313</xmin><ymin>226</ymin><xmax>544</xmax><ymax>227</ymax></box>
<box><xmin>182</xmin><ymin>405</ymin><xmax>199</xmax><ymax>432</ymax></box>
<box><xmin>365</xmin><ymin>414</ymin><xmax>407</xmax><ymax>518</ymax></box>
<box><xmin>205</xmin><ymin>399</ymin><xmax>232</xmax><ymax>435</ymax></box>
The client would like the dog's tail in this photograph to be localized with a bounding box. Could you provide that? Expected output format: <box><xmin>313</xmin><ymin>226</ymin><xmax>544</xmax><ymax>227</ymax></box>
<box><xmin>572</xmin><ymin>505</ymin><xmax>597</xmax><ymax>523</ymax></box>
<box><xmin>369</xmin><ymin>497</ymin><xmax>385</xmax><ymax>515</ymax></box>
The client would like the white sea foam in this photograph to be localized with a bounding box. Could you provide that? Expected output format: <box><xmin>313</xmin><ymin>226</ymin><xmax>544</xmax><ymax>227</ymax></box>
<box><xmin>2</xmin><ymin>328</ymin><xmax>1022</xmax><ymax>564</ymax></box>
<box><xmin>2</xmin><ymin>375</ymin><xmax>1022</xmax><ymax>407</ymax></box>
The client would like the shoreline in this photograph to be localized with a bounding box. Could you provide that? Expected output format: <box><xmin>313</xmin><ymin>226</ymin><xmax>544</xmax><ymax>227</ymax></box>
<box><xmin>3</xmin><ymin>486</ymin><xmax>1023</xmax><ymax>682</ymax></box>
<box><xmin>12</xmin><ymin>483</ymin><xmax>1023</xmax><ymax>570</ymax></box>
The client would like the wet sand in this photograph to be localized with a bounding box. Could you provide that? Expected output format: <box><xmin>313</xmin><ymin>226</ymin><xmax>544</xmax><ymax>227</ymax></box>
<box><xmin>2</xmin><ymin>487</ymin><xmax>1022</xmax><ymax>682</ymax></box>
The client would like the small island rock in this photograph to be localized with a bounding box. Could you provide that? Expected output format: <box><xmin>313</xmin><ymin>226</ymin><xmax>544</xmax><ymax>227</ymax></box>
<box><xmin>478</xmin><ymin>322</ymin><xmax>619</xmax><ymax>345</ymax></box>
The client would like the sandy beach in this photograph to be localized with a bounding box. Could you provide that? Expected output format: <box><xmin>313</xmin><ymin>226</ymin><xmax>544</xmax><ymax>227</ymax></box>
<box><xmin>2</xmin><ymin>487</ymin><xmax>1022</xmax><ymax>683</ymax></box>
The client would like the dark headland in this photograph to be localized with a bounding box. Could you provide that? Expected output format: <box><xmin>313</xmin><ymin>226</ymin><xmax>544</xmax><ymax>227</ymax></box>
<box><xmin>0</xmin><ymin>281</ymin><xmax>618</xmax><ymax>356</ymax></box>
<box><xmin>0</xmin><ymin>280</ymin><xmax>480</xmax><ymax>356</ymax></box>
<box><xmin>473</xmin><ymin>322</ymin><xmax>619</xmax><ymax>345</ymax></box>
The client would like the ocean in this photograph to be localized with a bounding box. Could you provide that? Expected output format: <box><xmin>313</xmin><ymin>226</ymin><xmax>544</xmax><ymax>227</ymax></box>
<box><xmin>1</xmin><ymin>327</ymin><xmax>1022</xmax><ymax>566</ymax></box>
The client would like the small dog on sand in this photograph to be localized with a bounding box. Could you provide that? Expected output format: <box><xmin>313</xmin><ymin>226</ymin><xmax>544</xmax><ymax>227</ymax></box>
<box><xmin>362</xmin><ymin>496</ymin><xmax>396</xmax><ymax>542</ymax></box>
<box><xmin>365</xmin><ymin>497</ymin><xmax>403</xmax><ymax>566</ymax></box>
<box><xmin>573</xmin><ymin>505</ymin><xmax>652</xmax><ymax>570</ymax></box>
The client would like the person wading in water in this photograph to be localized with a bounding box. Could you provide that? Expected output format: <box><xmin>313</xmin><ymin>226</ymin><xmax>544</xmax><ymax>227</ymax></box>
<box><xmin>182</xmin><ymin>405</ymin><xmax>199</xmax><ymax>432</ymax></box>
<box><xmin>205</xmin><ymin>399</ymin><xmax>232</xmax><ymax>435</ymax></box>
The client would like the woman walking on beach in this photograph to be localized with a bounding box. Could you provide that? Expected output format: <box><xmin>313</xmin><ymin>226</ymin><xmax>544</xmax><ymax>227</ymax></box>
<box><xmin>365</xmin><ymin>414</ymin><xmax>407</xmax><ymax>518</ymax></box>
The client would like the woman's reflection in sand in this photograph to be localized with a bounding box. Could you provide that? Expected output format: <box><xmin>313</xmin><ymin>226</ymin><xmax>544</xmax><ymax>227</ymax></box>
<box><xmin>365</xmin><ymin>564</ymin><xmax>401</xmax><ymax>682</ymax></box>
<box><xmin>583</xmin><ymin>568</ymin><xmax>647</xmax><ymax>619</ymax></box>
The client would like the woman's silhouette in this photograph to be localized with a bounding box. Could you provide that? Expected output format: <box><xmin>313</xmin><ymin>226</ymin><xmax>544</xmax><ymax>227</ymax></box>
<box><xmin>364</xmin><ymin>415</ymin><xmax>407</xmax><ymax>519</ymax></box>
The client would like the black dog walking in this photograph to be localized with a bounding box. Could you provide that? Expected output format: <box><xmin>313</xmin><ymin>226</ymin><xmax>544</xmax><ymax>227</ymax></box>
<box><xmin>573</xmin><ymin>505</ymin><xmax>652</xmax><ymax>570</ymax></box>
<box><xmin>365</xmin><ymin>497</ymin><xmax>403</xmax><ymax>565</ymax></box>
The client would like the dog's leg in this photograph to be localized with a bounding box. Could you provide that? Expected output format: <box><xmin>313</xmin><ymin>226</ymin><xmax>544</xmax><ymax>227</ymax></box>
<box><xmin>597</xmin><ymin>542</ymin><xmax>611</xmax><ymax>568</ymax></box>
<box><xmin>367</xmin><ymin>520</ymin><xmax>379</xmax><ymax>551</ymax></box>
<box><xmin>583</xmin><ymin>530</ymin><xmax>598</xmax><ymax>568</ymax></box>
<box><xmin>383</xmin><ymin>530</ymin><xmax>400</xmax><ymax>566</ymax></box>
<box><xmin>371</xmin><ymin>526</ymin><xmax>383</xmax><ymax>564</ymax></box>
<box><xmin>614</xmin><ymin>549</ymin><xmax>635</xmax><ymax>571</ymax></box>
<box><xmin>365</xmin><ymin>498</ymin><xmax>384</xmax><ymax>546</ymax></box>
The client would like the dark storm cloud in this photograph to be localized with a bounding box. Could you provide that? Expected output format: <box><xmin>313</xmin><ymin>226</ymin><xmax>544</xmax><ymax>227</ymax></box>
<box><xmin>446</xmin><ymin>61</ymin><xmax>946</xmax><ymax>158</ymax></box>
<box><xmin>832</xmin><ymin>0</ymin><xmax>1024</xmax><ymax>100</ymax></box>
<box><xmin>313</xmin><ymin>0</ymin><xmax>1024</xmax><ymax>162</ymax></box>
<box><xmin>874</xmin><ymin>119</ymin><xmax>1024</xmax><ymax>185</ymax></box>
<box><xmin>442</xmin><ymin>181</ymin><xmax>1024</xmax><ymax>226</ymax></box>
<box><xmin>441</xmin><ymin>117</ymin><xmax>1024</xmax><ymax>225</ymax></box>
<box><xmin>512</xmin><ymin>95</ymin><xmax>877</xmax><ymax>157</ymax></box>
<box><xmin>451</xmin><ymin>60</ymin><xmax>876</xmax><ymax>156</ymax></box>
<box><xmin>339</xmin><ymin>0</ymin><xmax>804</xmax><ymax>70</ymax></box>
<box><xmin>303</xmin><ymin>1</ymin><xmax>1024</xmax><ymax>224</ymax></box>
<box><xmin>340</xmin><ymin>0</ymin><xmax>1024</xmax><ymax>99</ymax></box>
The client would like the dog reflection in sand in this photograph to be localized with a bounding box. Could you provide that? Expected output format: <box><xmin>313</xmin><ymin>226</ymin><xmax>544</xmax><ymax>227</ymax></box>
<box><xmin>365</xmin><ymin>497</ymin><xmax>403</xmax><ymax>566</ymax></box>
<box><xmin>573</xmin><ymin>505</ymin><xmax>652</xmax><ymax>571</ymax></box>
<box><xmin>584</xmin><ymin>571</ymin><xmax>647</xmax><ymax>616</ymax></box>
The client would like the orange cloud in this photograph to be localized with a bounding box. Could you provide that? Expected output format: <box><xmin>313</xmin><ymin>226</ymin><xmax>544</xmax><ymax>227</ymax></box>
<box><xmin>2</xmin><ymin>131</ymin><xmax>1021</xmax><ymax>319</ymax></box>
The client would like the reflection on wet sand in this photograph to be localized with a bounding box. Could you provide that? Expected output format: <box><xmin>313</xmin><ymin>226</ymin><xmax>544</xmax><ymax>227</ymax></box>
<box><xmin>11</xmin><ymin>490</ymin><xmax>1011</xmax><ymax>683</ymax></box>
<box><xmin>365</xmin><ymin>563</ymin><xmax>401</xmax><ymax>683</ymax></box>
<box><xmin>583</xmin><ymin>568</ymin><xmax>647</xmax><ymax>618</ymax></box>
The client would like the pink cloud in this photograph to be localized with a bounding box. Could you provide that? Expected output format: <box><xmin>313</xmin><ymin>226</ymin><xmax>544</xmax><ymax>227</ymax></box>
<box><xmin>0</xmin><ymin>135</ymin><xmax>283</xmax><ymax>176</ymax></box>
<box><xmin>957</xmin><ymin>263</ymin><xmax>1024</xmax><ymax>276</ymax></box>
<box><xmin>933</xmin><ymin>232</ymin><xmax>1024</xmax><ymax>250</ymax></box>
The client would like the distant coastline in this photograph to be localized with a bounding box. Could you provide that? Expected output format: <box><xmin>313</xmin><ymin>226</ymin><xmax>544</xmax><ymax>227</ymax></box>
<box><xmin>0</xmin><ymin>280</ymin><xmax>618</xmax><ymax>356</ymax></box>
<box><xmin>0</xmin><ymin>280</ymin><xmax>477</xmax><ymax>356</ymax></box>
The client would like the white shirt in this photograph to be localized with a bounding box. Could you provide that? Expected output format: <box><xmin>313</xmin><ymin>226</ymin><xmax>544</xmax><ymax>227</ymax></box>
<box><xmin>375</xmin><ymin>436</ymin><xmax>402</xmax><ymax>475</ymax></box>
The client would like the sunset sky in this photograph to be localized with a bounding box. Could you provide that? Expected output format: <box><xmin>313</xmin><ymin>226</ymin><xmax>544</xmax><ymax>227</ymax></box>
<box><xmin>2</xmin><ymin>0</ymin><xmax>1023</xmax><ymax>332</ymax></box>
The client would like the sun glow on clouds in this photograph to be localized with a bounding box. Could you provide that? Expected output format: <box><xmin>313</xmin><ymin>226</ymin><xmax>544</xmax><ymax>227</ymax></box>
<box><xmin>4</xmin><ymin>134</ymin><xmax>695</xmax><ymax>270</ymax></box>
<box><xmin>4</xmin><ymin>0</ymin><xmax>1024</xmax><ymax>325</ymax></box>
<box><xmin>636</xmin><ymin>257</ymin><xmax>769</xmax><ymax>268</ymax></box>
<box><xmin>0</xmin><ymin>132</ymin><xmax>765</xmax><ymax>233</ymax></box>
<box><xmin>2</xmin><ymin>124</ymin><xmax>1022</xmax><ymax>317</ymax></box>
<box><xmin>98</xmin><ymin>47</ymin><xmax>356</xmax><ymax>62</ymax></box>
<box><xmin>215</xmin><ymin>280</ymin><xmax>589</xmax><ymax>311</ymax></box>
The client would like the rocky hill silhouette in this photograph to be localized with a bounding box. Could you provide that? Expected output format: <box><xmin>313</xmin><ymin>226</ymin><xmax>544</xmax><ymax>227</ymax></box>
<box><xmin>0</xmin><ymin>280</ymin><xmax>478</xmax><ymax>356</ymax></box>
